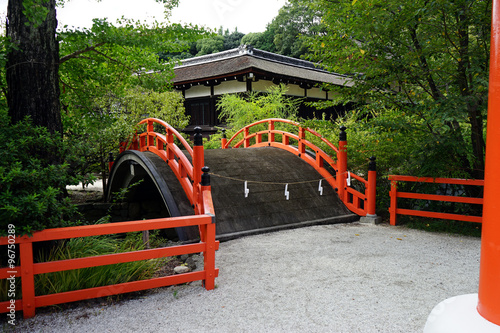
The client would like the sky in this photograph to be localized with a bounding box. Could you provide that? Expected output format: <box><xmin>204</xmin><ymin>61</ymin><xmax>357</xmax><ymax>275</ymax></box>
<box><xmin>0</xmin><ymin>0</ymin><xmax>288</xmax><ymax>34</ymax></box>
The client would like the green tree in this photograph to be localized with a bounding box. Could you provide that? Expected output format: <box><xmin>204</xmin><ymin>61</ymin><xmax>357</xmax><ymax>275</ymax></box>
<box><xmin>0</xmin><ymin>0</ymin><xmax>200</xmax><ymax>233</ymax></box>
<box><xmin>299</xmin><ymin>0</ymin><xmax>490</xmax><ymax>179</ymax></box>
<box><xmin>265</xmin><ymin>2</ymin><xmax>326</xmax><ymax>58</ymax></box>
<box><xmin>223</xmin><ymin>28</ymin><xmax>245</xmax><ymax>50</ymax></box>
<box><xmin>4</xmin><ymin>0</ymin><xmax>184</xmax><ymax>132</ymax></box>
<box><xmin>195</xmin><ymin>34</ymin><xmax>225</xmax><ymax>56</ymax></box>
<box><xmin>194</xmin><ymin>27</ymin><xmax>245</xmax><ymax>56</ymax></box>
<box><xmin>240</xmin><ymin>31</ymin><xmax>276</xmax><ymax>52</ymax></box>
<box><xmin>57</xmin><ymin>17</ymin><xmax>202</xmax><ymax>194</ymax></box>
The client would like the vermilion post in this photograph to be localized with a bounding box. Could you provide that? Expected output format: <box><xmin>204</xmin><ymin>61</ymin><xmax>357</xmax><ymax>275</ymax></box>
<box><xmin>166</xmin><ymin>128</ymin><xmax>174</xmax><ymax>160</ymax></box>
<box><xmin>337</xmin><ymin>126</ymin><xmax>348</xmax><ymax>202</ymax></box>
<box><xmin>477</xmin><ymin>0</ymin><xmax>500</xmax><ymax>324</ymax></box>
<box><xmin>202</xmin><ymin>220</ymin><xmax>217</xmax><ymax>290</ymax></box>
<box><xmin>366</xmin><ymin>156</ymin><xmax>377</xmax><ymax>216</ymax></box>
<box><xmin>20</xmin><ymin>241</ymin><xmax>35</xmax><ymax>318</ymax></box>
<box><xmin>244</xmin><ymin>126</ymin><xmax>250</xmax><ymax>148</ymax></box>
<box><xmin>268</xmin><ymin>120</ymin><xmax>275</xmax><ymax>143</ymax></box>
<box><xmin>389</xmin><ymin>179</ymin><xmax>398</xmax><ymax>226</ymax></box>
<box><xmin>221</xmin><ymin>129</ymin><xmax>227</xmax><ymax>149</ymax></box>
<box><xmin>298</xmin><ymin>126</ymin><xmax>306</xmax><ymax>155</ymax></box>
<box><xmin>192</xmin><ymin>127</ymin><xmax>204</xmax><ymax>215</ymax></box>
<box><xmin>200</xmin><ymin>167</ymin><xmax>216</xmax><ymax>290</ymax></box>
<box><xmin>146</xmin><ymin>119</ymin><xmax>154</xmax><ymax>147</ymax></box>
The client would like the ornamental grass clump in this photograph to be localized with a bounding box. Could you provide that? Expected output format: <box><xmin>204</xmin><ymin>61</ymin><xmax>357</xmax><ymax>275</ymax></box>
<box><xmin>34</xmin><ymin>233</ymin><xmax>166</xmax><ymax>296</ymax></box>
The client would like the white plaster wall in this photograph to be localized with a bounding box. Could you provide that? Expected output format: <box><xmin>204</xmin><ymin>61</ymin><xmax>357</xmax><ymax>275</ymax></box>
<box><xmin>214</xmin><ymin>81</ymin><xmax>247</xmax><ymax>95</ymax></box>
<box><xmin>328</xmin><ymin>90</ymin><xmax>340</xmax><ymax>100</ymax></box>
<box><xmin>253</xmin><ymin>79</ymin><xmax>277</xmax><ymax>92</ymax></box>
<box><xmin>308</xmin><ymin>87</ymin><xmax>327</xmax><ymax>99</ymax></box>
<box><xmin>286</xmin><ymin>84</ymin><xmax>305</xmax><ymax>97</ymax></box>
<box><xmin>184</xmin><ymin>85</ymin><xmax>211</xmax><ymax>99</ymax></box>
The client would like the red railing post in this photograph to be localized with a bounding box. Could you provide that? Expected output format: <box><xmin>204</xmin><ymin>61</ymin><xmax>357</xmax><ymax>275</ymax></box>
<box><xmin>192</xmin><ymin>127</ymin><xmax>204</xmax><ymax>215</ymax></box>
<box><xmin>389</xmin><ymin>178</ymin><xmax>398</xmax><ymax>226</ymax></box>
<box><xmin>478</xmin><ymin>0</ymin><xmax>500</xmax><ymax>324</ymax></box>
<box><xmin>19</xmin><ymin>241</ymin><xmax>35</xmax><ymax>318</ymax></box>
<box><xmin>268</xmin><ymin>119</ymin><xmax>275</xmax><ymax>144</ymax></box>
<box><xmin>337</xmin><ymin>126</ymin><xmax>348</xmax><ymax>202</ymax></box>
<box><xmin>166</xmin><ymin>128</ymin><xmax>174</xmax><ymax>160</ymax></box>
<box><xmin>221</xmin><ymin>129</ymin><xmax>227</xmax><ymax>149</ymax></box>
<box><xmin>298</xmin><ymin>126</ymin><xmax>306</xmax><ymax>155</ymax></box>
<box><xmin>146</xmin><ymin>119</ymin><xmax>154</xmax><ymax>147</ymax></box>
<box><xmin>200</xmin><ymin>167</ymin><xmax>216</xmax><ymax>290</ymax></box>
<box><xmin>366</xmin><ymin>156</ymin><xmax>377</xmax><ymax>216</ymax></box>
<box><xmin>244</xmin><ymin>126</ymin><xmax>250</xmax><ymax>148</ymax></box>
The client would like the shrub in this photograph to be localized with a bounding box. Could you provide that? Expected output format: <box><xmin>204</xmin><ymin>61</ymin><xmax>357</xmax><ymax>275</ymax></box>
<box><xmin>0</xmin><ymin>111</ymin><xmax>81</xmax><ymax>236</ymax></box>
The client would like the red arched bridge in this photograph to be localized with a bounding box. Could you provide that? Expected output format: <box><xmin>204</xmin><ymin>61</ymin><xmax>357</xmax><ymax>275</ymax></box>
<box><xmin>108</xmin><ymin>118</ymin><xmax>378</xmax><ymax>241</ymax></box>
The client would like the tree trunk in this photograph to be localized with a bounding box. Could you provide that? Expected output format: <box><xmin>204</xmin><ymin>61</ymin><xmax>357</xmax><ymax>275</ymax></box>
<box><xmin>6</xmin><ymin>0</ymin><xmax>61</xmax><ymax>134</ymax></box>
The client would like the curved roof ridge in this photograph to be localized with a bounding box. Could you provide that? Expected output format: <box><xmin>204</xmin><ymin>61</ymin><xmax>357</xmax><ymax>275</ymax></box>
<box><xmin>175</xmin><ymin>45</ymin><xmax>342</xmax><ymax>76</ymax></box>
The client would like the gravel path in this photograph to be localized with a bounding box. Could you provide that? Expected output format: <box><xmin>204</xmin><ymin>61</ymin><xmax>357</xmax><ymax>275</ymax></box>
<box><xmin>8</xmin><ymin>222</ymin><xmax>481</xmax><ymax>333</ymax></box>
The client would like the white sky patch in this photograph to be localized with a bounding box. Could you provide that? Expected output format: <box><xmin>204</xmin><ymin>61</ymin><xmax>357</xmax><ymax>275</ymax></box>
<box><xmin>0</xmin><ymin>0</ymin><xmax>288</xmax><ymax>33</ymax></box>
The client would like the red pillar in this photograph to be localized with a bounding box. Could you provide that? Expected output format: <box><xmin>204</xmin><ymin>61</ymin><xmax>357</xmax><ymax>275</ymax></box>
<box><xmin>477</xmin><ymin>0</ymin><xmax>500</xmax><ymax>324</ymax></box>
<box><xmin>337</xmin><ymin>126</ymin><xmax>347</xmax><ymax>202</ymax></box>
<box><xmin>221</xmin><ymin>129</ymin><xmax>227</xmax><ymax>149</ymax></box>
<box><xmin>389</xmin><ymin>179</ymin><xmax>398</xmax><ymax>226</ymax></box>
<box><xmin>366</xmin><ymin>157</ymin><xmax>377</xmax><ymax>216</ymax></box>
<box><xmin>20</xmin><ymin>241</ymin><xmax>35</xmax><ymax>318</ymax></box>
<box><xmin>192</xmin><ymin>127</ymin><xmax>204</xmax><ymax>215</ymax></box>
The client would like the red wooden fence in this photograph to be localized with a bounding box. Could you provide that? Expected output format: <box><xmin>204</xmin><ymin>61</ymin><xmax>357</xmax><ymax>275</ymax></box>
<box><xmin>388</xmin><ymin>175</ymin><xmax>484</xmax><ymax>226</ymax></box>
<box><xmin>1</xmin><ymin>119</ymin><xmax>219</xmax><ymax>319</ymax></box>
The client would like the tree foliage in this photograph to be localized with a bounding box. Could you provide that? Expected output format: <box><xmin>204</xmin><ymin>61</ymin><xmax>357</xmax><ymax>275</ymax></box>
<box><xmin>264</xmin><ymin>2</ymin><xmax>326</xmax><ymax>58</ymax></box>
<box><xmin>0</xmin><ymin>110</ymin><xmax>79</xmax><ymax>236</ymax></box>
<box><xmin>58</xmin><ymin>17</ymin><xmax>200</xmax><ymax>191</ymax></box>
<box><xmin>205</xmin><ymin>85</ymin><xmax>300</xmax><ymax>149</ymax></box>
<box><xmin>298</xmin><ymin>0</ymin><xmax>490</xmax><ymax>179</ymax></box>
<box><xmin>0</xmin><ymin>0</ymin><xmax>205</xmax><ymax>233</ymax></box>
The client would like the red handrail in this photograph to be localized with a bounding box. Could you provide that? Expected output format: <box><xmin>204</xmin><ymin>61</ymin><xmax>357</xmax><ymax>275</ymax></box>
<box><xmin>122</xmin><ymin>118</ymin><xmax>208</xmax><ymax>213</ymax></box>
<box><xmin>388</xmin><ymin>175</ymin><xmax>484</xmax><ymax>226</ymax></box>
<box><xmin>223</xmin><ymin>118</ymin><xmax>375</xmax><ymax>217</ymax></box>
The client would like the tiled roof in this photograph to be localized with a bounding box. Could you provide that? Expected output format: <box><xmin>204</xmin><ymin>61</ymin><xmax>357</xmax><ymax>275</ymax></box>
<box><xmin>173</xmin><ymin>45</ymin><xmax>352</xmax><ymax>87</ymax></box>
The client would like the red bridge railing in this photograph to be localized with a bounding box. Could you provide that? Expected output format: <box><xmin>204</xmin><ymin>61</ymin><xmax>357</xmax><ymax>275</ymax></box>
<box><xmin>120</xmin><ymin>118</ymin><xmax>208</xmax><ymax>215</ymax></box>
<box><xmin>1</xmin><ymin>119</ymin><xmax>218</xmax><ymax>319</ymax></box>
<box><xmin>222</xmin><ymin>118</ymin><xmax>376</xmax><ymax>217</ymax></box>
<box><xmin>388</xmin><ymin>175</ymin><xmax>484</xmax><ymax>226</ymax></box>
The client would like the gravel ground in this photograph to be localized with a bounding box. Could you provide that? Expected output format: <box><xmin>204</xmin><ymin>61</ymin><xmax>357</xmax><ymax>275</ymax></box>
<box><xmin>6</xmin><ymin>222</ymin><xmax>481</xmax><ymax>333</ymax></box>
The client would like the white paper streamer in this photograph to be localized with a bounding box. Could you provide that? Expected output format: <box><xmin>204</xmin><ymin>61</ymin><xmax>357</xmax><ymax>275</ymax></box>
<box><xmin>244</xmin><ymin>181</ymin><xmax>249</xmax><ymax>198</ymax></box>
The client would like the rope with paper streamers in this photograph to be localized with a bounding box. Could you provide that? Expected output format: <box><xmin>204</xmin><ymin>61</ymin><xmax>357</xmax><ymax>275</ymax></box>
<box><xmin>207</xmin><ymin>171</ymin><xmax>356</xmax><ymax>200</ymax></box>
<box><xmin>207</xmin><ymin>172</ymin><xmax>337</xmax><ymax>186</ymax></box>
